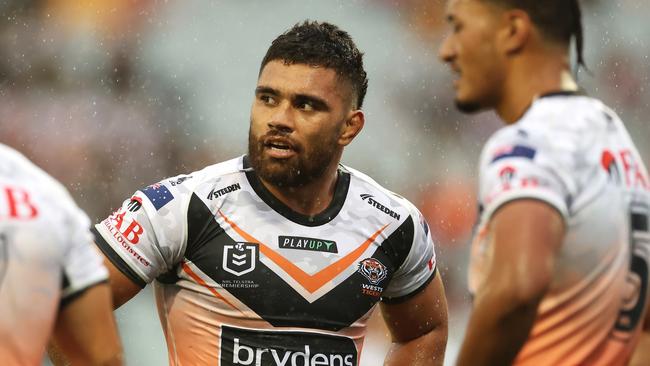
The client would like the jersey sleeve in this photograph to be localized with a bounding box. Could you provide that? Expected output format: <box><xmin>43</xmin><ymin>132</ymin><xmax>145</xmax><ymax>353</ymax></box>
<box><xmin>381</xmin><ymin>209</ymin><xmax>437</xmax><ymax>303</ymax></box>
<box><xmin>479</xmin><ymin>127</ymin><xmax>577</xmax><ymax>222</ymax></box>
<box><xmin>93</xmin><ymin>180</ymin><xmax>188</xmax><ymax>287</ymax></box>
<box><xmin>60</xmin><ymin>204</ymin><xmax>109</xmax><ymax>305</ymax></box>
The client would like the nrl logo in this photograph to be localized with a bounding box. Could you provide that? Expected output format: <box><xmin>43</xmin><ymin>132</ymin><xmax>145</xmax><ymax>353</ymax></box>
<box><xmin>358</xmin><ymin>258</ymin><xmax>388</xmax><ymax>285</ymax></box>
<box><xmin>223</xmin><ymin>242</ymin><xmax>258</xmax><ymax>276</ymax></box>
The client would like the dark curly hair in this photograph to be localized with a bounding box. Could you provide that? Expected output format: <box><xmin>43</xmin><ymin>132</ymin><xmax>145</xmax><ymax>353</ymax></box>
<box><xmin>483</xmin><ymin>0</ymin><xmax>586</xmax><ymax>69</ymax></box>
<box><xmin>260</xmin><ymin>20</ymin><xmax>369</xmax><ymax>109</ymax></box>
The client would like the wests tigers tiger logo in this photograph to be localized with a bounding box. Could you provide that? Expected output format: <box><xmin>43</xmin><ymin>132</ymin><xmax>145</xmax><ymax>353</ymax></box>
<box><xmin>358</xmin><ymin>258</ymin><xmax>388</xmax><ymax>285</ymax></box>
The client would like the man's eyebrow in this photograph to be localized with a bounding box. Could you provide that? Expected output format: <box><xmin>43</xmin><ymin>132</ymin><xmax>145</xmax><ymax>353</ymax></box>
<box><xmin>255</xmin><ymin>86</ymin><xmax>279</xmax><ymax>95</ymax></box>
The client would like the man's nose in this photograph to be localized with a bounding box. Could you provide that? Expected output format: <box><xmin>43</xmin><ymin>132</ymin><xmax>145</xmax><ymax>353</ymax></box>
<box><xmin>438</xmin><ymin>35</ymin><xmax>455</xmax><ymax>64</ymax></box>
<box><xmin>268</xmin><ymin>101</ymin><xmax>295</xmax><ymax>133</ymax></box>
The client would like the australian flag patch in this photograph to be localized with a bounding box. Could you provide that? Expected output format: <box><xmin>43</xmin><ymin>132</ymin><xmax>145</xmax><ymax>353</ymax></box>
<box><xmin>491</xmin><ymin>145</ymin><xmax>536</xmax><ymax>163</ymax></box>
<box><xmin>141</xmin><ymin>183</ymin><xmax>174</xmax><ymax>210</ymax></box>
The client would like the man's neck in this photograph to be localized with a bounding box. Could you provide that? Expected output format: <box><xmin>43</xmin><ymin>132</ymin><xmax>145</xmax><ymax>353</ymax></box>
<box><xmin>259</xmin><ymin>165</ymin><xmax>340</xmax><ymax>217</ymax></box>
<box><xmin>496</xmin><ymin>53</ymin><xmax>577</xmax><ymax>124</ymax></box>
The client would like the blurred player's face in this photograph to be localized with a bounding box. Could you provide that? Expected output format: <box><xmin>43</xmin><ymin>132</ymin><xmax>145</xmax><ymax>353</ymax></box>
<box><xmin>248</xmin><ymin>60</ymin><xmax>354</xmax><ymax>188</ymax></box>
<box><xmin>439</xmin><ymin>0</ymin><xmax>506</xmax><ymax>113</ymax></box>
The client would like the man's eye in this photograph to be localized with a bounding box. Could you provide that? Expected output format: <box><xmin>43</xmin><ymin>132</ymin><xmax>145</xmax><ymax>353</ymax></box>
<box><xmin>298</xmin><ymin>101</ymin><xmax>314</xmax><ymax>111</ymax></box>
<box><xmin>260</xmin><ymin>95</ymin><xmax>276</xmax><ymax>104</ymax></box>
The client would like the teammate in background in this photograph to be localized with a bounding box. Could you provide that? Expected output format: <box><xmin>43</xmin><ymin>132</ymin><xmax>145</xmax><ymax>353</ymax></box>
<box><xmin>69</xmin><ymin>21</ymin><xmax>448</xmax><ymax>365</ymax></box>
<box><xmin>0</xmin><ymin>143</ymin><xmax>123</xmax><ymax>366</ymax></box>
<box><xmin>438</xmin><ymin>0</ymin><xmax>650</xmax><ymax>365</ymax></box>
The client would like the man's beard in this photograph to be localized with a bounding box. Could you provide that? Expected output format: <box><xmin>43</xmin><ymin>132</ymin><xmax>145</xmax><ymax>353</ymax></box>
<box><xmin>455</xmin><ymin>98</ymin><xmax>482</xmax><ymax>114</ymax></box>
<box><xmin>248</xmin><ymin>129</ymin><xmax>340</xmax><ymax>188</ymax></box>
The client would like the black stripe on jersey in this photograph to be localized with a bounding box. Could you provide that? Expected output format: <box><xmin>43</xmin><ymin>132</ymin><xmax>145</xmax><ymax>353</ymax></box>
<box><xmin>61</xmin><ymin>270</ymin><xmax>70</xmax><ymax>290</ymax></box>
<box><xmin>376</xmin><ymin>215</ymin><xmax>436</xmax><ymax>303</ymax></box>
<box><xmin>381</xmin><ymin>267</ymin><xmax>437</xmax><ymax>304</ymax></box>
<box><xmin>156</xmin><ymin>191</ymin><xmax>230</xmax><ymax>284</ymax></box>
<box><xmin>376</xmin><ymin>215</ymin><xmax>415</xmax><ymax>272</ymax></box>
<box><xmin>243</xmin><ymin>155</ymin><xmax>351</xmax><ymax>227</ymax></box>
<box><xmin>92</xmin><ymin>227</ymin><xmax>147</xmax><ymax>288</ymax></box>
<box><xmin>184</xmin><ymin>194</ymin><xmax>417</xmax><ymax>331</ymax></box>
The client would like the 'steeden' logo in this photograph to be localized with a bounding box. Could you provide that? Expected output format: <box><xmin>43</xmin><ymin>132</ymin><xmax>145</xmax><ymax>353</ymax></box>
<box><xmin>358</xmin><ymin>258</ymin><xmax>388</xmax><ymax>285</ymax></box>
<box><xmin>223</xmin><ymin>242</ymin><xmax>258</xmax><ymax>276</ymax></box>
<box><xmin>221</xmin><ymin>326</ymin><xmax>358</xmax><ymax>366</ymax></box>
<box><xmin>359</xmin><ymin>194</ymin><xmax>400</xmax><ymax>220</ymax></box>
<box><xmin>207</xmin><ymin>183</ymin><xmax>241</xmax><ymax>200</ymax></box>
<box><xmin>278</xmin><ymin>236</ymin><xmax>338</xmax><ymax>254</ymax></box>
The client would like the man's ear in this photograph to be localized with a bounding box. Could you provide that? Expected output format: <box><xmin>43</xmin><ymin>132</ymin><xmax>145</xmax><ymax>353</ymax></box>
<box><xmin>497</xmin><ymin>9</ymin><xmax>531</xmax><ymax>55</ymax></box>
<box><xmin>339</xmin><ymin>110</ymin><xmax>364</xmax><ymax>146</ymax></box>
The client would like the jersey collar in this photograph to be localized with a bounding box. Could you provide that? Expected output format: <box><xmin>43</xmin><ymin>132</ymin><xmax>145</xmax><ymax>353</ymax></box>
<box><xmin>537</xmin><ymin>90</ymin><xmax>584</xmax><ymax>99</ymax></box>
<box><xmin>242</xmin><ymin>155</ymin><xmax>351</xmax><ymax>227</ymax></box>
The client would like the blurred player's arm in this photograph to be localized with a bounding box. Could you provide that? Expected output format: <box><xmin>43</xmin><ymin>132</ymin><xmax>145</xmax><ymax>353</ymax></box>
<box><xmin>49</xmin><ymin>283</ymin><xmax>123</xmax><ymax>365</ymax></box>
<box><xmin>381</xmin><ymin>274</ymin><xmax>448</xmax><ymax>366</ymax></box>
<box><xmin>95</xmin><ymin>245</ymin><xmax>143</xmax><ymax>308</ymax></box>
<box><xmin>630</xmin><ymin>303</ymin><xmax>650</xmax><ymax>366</ymax></box>
<box><xmin>457</xmin><ymin>199</ymin><xmax>564</xmax><ymax>366</ymax></box>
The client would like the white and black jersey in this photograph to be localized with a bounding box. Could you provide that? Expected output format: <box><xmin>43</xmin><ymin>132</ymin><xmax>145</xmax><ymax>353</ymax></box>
<box><xmin>94</xmin><ymin>155</ymin><xmax>437</xmax><ymax>366</ymax></box>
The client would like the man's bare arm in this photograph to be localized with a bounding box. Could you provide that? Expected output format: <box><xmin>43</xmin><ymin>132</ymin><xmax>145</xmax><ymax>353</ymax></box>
<box><xmin>95</xmin><ymin>245</ymin><xmax>143</xmax><ymax>308</ymax></box>
<box><xmin>49</xmin><ymin>245</ymin><xmax>142</xmax><ymax>365</ymax></box>
<box><xmin>382</xmin><ymin>274</ymin><xmax>448</xmax><ymax>366</ymax></box>
<box><xmin>456</xmin><ymin>199</ymin><xmax>565</xmax><ymax>366</ymax></box>
<box><xmin>50</xmin><ymin>283</ymin><xmax>123</xmax><ymax>365</ymax></box>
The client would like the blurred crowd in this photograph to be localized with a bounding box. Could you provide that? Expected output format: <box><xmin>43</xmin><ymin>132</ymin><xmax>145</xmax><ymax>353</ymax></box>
<box><xmin>1</xmin><ymin>1</ymin><xmax>648</xmax><ymax>365</ymax></box>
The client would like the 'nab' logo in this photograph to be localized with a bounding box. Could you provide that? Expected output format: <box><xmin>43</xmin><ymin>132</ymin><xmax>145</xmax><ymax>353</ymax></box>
<box><xmin>223</xmin><ymin>243</ymin><xmax>258</xmax><ymax>276</ymax></box>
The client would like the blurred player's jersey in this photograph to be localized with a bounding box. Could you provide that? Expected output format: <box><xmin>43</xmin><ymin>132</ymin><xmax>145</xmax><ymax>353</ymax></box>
<box><xmin>470</xmin><ymin>93</ymin><xmax>650</xmax><ymax>365</ymax></box>
<box><xmin>94</xmin><ymin>155</ymin><xmax>437</xmax><ymax>366</ymax></box>
<box><xmin>0</xmin><ymin>144</ymin><xmax>108</xmax><ymax>365</ymax></box>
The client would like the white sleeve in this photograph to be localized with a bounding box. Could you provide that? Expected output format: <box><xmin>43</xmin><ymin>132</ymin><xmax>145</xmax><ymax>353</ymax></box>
<box><xmin>61</xmin><ymin>204</ymin><xmax>109</xmax><ymax>304</ymax></box>
<box><xmin>93</xmin><ymin>180</ymin><xmax>188</xmax><ymax>287</ymax></box>
<box><xmin>479</xmin><ymin>127</ymin><xmax>577</xmax><ymax>222</ymax></box>
<box><xmin>381</xmin><ymin>209</ymin><xmax>437</xmax><ymax>303</ymax></box>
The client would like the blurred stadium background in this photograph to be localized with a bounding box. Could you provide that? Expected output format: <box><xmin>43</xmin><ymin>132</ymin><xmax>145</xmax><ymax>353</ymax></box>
<box><xmin>0</xmin><ymin>0</ymin><xmax>647</xmax><ymax>365</ymax></box>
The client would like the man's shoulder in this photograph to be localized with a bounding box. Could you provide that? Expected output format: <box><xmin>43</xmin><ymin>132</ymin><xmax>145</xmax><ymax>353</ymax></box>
<box><xmin>161</xmin><ymin>155</ymin><xmax>246</xmax><ymax>191</ymax></box>
<box><xmin>522</xmin><ymin>95</ymin><xmax>613</xmax><ymax>138</ymax></box>
<box><xmin>482</xmin><ymin>96</ymin><xmax>613</xmax><ymax>166</ymax></box>
<box><xmin>343</xmin><ymin>165</ymin><xmax>421</xmax><ymax>218</ymax></box>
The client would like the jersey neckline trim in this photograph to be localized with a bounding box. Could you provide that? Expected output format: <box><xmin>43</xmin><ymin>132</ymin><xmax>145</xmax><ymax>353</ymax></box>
<box><xmin>242</xmin><ymin>155</ymin><xmax>351</xmax><ymax>227</ymax></box>
<box><xmin>538</xmin><ymin>90</ymin><xmax>584</xmax><ymax>99</ymax></box>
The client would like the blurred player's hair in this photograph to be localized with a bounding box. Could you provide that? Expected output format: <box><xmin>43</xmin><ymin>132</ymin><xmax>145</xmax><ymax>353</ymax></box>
<box><xmin>482</xmin><ymin>0</ymin><xmax>586</xmax><ymax>69</ymax></box>
<box><xmin>260</xmin><ymin>20</ymin><xmax>369</xmax><ymax>109</ymax></box>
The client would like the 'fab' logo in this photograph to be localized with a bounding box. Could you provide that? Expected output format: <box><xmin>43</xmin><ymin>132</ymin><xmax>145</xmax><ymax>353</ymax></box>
<box><xmin>110</xmin><ymin>210</ymin><xmax>144</xmax><ymax>244</ymax></box>
<box><xmin>223</xmin><ymin>243</ymin><xmax>258</xmax><ymax>276</ymax></box>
